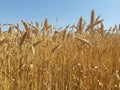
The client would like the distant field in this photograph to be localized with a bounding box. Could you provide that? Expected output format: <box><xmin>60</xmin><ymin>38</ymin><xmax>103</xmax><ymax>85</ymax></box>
<box><xmin>0</xmin><ymin>10</ymin><xmax>120</xmax><ymax>90</ymax></box>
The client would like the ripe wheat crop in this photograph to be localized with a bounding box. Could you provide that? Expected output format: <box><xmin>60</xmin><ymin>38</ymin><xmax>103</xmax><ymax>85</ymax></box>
<box><xmin>0</xmin><ymin>10</ymin><xmax>120</xmax><ymax>90</ymax></box>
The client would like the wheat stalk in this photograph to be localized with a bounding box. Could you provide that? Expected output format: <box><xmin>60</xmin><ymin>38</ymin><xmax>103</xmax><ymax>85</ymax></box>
<box><xmin>21</xmin><ymin>20</ymin><xmax>29</xmax><ymax>31</ymax></box>
<box><xmin>44</xmin><ymin>18</ymin><xmax>48</xmax><ymax>31</ymax></box>
<box><xmin>75</xmin><ymin>37</ymin><xmax>91</xmax><ymax>46</ymax></box>
<box><xmin>51</xmin><ymin>44</ymin><xmax>62</xmax><ymax>53</ymax></box>
<box><xmin>19</xmin><ymin>31</ymin><xmax>27</xmax><ymax>48</ymax></box>
<box><xmin>33</xmin><ymin>40</ymin><xmax>42</xmax><ymax>47</ymax></box>
<box><xmin>100</xmin><ymin>22</ymin><xmax>104</xmax><ymax>36</ymax></box>
<box><xmin>78</xmin><ymin>16</ymin><xmax>83</xmax><ymax>34</ymax></box>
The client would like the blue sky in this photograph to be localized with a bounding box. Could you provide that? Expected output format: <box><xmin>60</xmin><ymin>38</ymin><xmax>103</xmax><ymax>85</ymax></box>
<box><xmin>0</xmin><ymin>0</ymin><xmax>120</xmax><ymax>30</ymax></box>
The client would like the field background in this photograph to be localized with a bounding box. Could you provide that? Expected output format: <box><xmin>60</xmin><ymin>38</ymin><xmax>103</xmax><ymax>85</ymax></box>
<box><xmin>0</xmin><ymin>10</ymin><xmax>120</xmax><ymax>90</ymax></box>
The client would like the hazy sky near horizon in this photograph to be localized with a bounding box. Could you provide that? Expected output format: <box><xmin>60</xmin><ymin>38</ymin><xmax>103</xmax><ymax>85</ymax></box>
<box><xmin>0</xmin><ymin>0</ymin><xmax>120</xmax><ymax>29</ymax></box>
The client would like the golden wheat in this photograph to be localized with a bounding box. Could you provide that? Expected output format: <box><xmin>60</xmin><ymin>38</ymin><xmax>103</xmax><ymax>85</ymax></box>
<box><xmin>0</xmin><ymin>10</ymin><xmax>119</xmax><ymax>90</ymax></box>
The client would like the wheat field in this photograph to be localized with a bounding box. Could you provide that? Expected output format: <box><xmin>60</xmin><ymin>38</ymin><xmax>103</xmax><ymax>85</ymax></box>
<box><xmin>0</xmin><ymin>10</ymin><xmax>120</xmax><ymax>90</ymax></box>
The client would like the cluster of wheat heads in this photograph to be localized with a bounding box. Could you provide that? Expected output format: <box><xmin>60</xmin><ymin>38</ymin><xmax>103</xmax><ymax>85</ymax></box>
<box><xmin>0</xmin><ymin>10</ymin><xmax>120</xmax><ymax>90</ymax></box>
